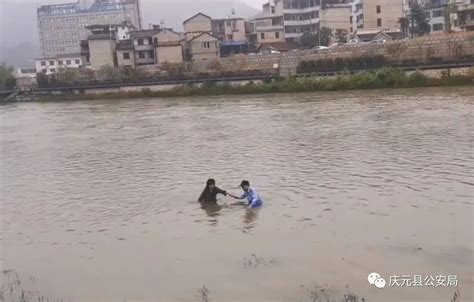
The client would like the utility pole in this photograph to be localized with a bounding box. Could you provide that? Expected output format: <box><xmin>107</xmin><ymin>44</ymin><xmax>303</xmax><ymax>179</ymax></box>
<box><xmin>319</xmin><ymin>0</ymin><xmax>323</xmax><ymax>46</ymax></box>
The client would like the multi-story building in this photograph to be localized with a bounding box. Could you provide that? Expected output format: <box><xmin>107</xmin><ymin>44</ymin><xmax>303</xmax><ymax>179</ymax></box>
<box><xmin>456</xmin><ymin>0</ymin><xmax>474</xmax><ymax>31</ymax></box>
<box><xmin>248</xmin><ymin>2</ymin><xmax>286</xmax><ymax>45</ymax></box>
<box><xmin>281</xmin><ymin>0</ymin><xmax>321</xmax><ymax>41</ymax></box>
<box><xmin>37</xmin><ymin>0</ymin><xmax>141</xmax><ymax>58</ymax></box>
<box><xmin>83</xmin><ymin>24</ymin><xmax>185</xmax><ymax>69</ymax></box>
<box><xmin>322</xmin><ymin>2</ymin><xmax>354</xmax><ymax>34</ymax></box>
<box><xmin>249</xmin><ymin>0</ymin><xmax>364</xmax><ymax>44</ymax></box>
<box><xmin>211</xmin><ymin>18</ymin><xmax>249</xmax><ymax>56</ymax></box>
<box><xmin>422</xmin><ymin>0</ymin><xmax>449</xmax><ymax>33</ymax></box>
<box><xmin>362</xmin><ymin>0</ymin><xmax>405</xmax><ymax>29</ymax></box>
<box><xmin>182</xmin><ymin>13</ymin><xmax>221</xmax><ymax>60</ymax></box>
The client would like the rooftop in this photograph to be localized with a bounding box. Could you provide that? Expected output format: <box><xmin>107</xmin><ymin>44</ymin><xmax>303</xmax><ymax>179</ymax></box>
<box><xmin>38</xmin><ymin>0</ymin><xmax>138</xmax><ymax>16</ymax></box>
<box><xmin>116</xmin><ymin>40</ymin><xmax>134</xmax><ymax>50</ymax></box>
<box><xmin>36</xmin><ymin>53</ymin><xmax>84</xmax><ymax>60</ymax></box>
<box><xmin>130</xmin><ymin>29</ymin><xmax>160</xmax><ymax>38</ymax></box>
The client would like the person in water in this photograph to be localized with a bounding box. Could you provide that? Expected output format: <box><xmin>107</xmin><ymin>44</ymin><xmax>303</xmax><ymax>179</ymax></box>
<box><xmin>198</xmin><ymin>179</ymin><xmax>227</xmax><ymax>203</ymax></box>
<box><xmin>229</xmin><ymin>180</ymin><xmax>263</xmax><ymax>208</ymax></box>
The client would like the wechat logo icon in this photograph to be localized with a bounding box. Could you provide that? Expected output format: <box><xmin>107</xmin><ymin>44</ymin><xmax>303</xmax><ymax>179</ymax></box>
<box><xmin>368</xmin><ymin>272</ymin><xmax>386</xmax><ymax>289</ymax></box>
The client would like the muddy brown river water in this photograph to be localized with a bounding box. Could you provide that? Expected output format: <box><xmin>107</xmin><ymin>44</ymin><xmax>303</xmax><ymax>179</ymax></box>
<box><xmin>1</xmin><ymin>87</ymin><xmax>473</xmax><ymax>302</ymax></box>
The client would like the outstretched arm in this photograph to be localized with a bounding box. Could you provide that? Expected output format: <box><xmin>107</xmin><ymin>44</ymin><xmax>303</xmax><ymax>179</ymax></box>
<box><xmin>216</xmin><ymin>187</ymin><xmax>228</xmax><ymax>196</ymax></box>
<box><xmin>228</xmin><ymin>192</ymin><xmax>246</xmax><ymax>199</ymax></box>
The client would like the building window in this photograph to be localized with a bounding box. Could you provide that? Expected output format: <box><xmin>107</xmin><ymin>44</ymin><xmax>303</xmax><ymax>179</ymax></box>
<box><xmin>75</xmin><ymin>59</ymin><xmax>80</xmax><ymax>64</ymax></box>
<box><xmin>154</xmin><ymin>38</ymin><xmax>158</xmax><ymax>44</ymax></box>
<box><xmin>275</xmin><ymin>32</ymin><xmax>280</xmax><ymax>39</ymax></box>
<box><xmin>138</xmin><ymin>52</ymin><xmax>145</xmax><ymax>59</ymax></box>
<box><xmin>227</xmin><ymin>34</ymin><xmax>233</xmax><ymax>40</ymax></box>
<box><xmin>138</xmin><ymin>38</ymin><xmax>144</xmax><ymax>45</ymax></box>
<box><xmin>202</xmin><ymin>41</ymin><xmax>211</xmax><ymax>49</ymax></box>
<box><xmin>41</xmin><ymin>61</ymin><xmax>46</xmax><ymax>66</ymax></box>
<box><xmin>123</xmin><ymin>52</ymin><xmax>130</xmax><ymax>59</ymax></box>
<box><xmin>66</xmin><ymin>60</ymin><xmax>71</xmax><ymax>65</ymax></box>
<box><xmin>49</xmin><ymin>61</ymin><xmax>54</xmax><ymax>66</ymax></box>
<box><xmin>147</xmin><ymin>37</ymin><xmax>153</xmax><ymax>45</ymax></box>
<box><xmin>261</xmin><ymin>33</ymin><xmax>265</xmax><ymax>39</ymax></box>
<box><xmin>433</xmin><ymin>23</ymin><xmax>443</xmax><ymax>31</ymax></box>
<box><xmin>271</xmin><ymin>6</ymin><xmax>275</xmax><ymax>14</ymax></box>
<box><xmin>377</xmin><ymin>18</ymin><xmax>382</xmax><ymax>27</ymax></box>
<box><xmin>50</xmin><ymin>68</ymin><xmax>56</xmax><ymax>73</ymax></box>
<box><xmin>425</xmin><ymin>11</ymin><xmax>431</xmax><ymax>18</ymax></box>
<box><xmin>226</xmin><ymin>21</ymin><xmax>231</xmax><ymax>27</ymax></box>
<box><xmin>433</xmin><ymin>10</ymin><xmax>443</xmax><ymax>18</ymax></box>
<box><xmin>58</xmin><ymin>60</ymin><xmax>63</xmax><ymax>65</ymax></box>
<box><xmin>376</xmin><ymin>5</ymin><xmax>381</xmax><ymax>14</ymax></box>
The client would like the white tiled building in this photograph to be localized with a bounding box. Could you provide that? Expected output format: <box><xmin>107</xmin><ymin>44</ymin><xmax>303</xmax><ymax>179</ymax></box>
<box><xmin>35</xmin><ymin>54</ymin><xmax>86</xmax><ymax>74</ymax></box>
<box><xmin>37</xmin><ymin>0</ymin><xmax>141</xmax><ymax>57</ymax></box>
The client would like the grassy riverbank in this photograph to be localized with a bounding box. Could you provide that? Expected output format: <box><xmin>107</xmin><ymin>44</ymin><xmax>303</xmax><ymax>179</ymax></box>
<box><xmin>39</xmin><ymin>69</ymin><xmax>473</xmax><ymax>101</ymax></box>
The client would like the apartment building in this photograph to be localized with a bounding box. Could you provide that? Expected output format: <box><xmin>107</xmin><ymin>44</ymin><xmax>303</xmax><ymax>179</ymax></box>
<box><xmin>130</xmin><ymin>29</ymin><xmax>157</xmax><ymax>66</ymax></box>
<box><xmin>250</xmin><ymin>0</ymin><xmax>364</xmax><ymax>43</ymax></box>
<box><xmin>322</xmin><ymin>3</ymin><xmax>354</xmax><ymax>34</ymax></box>
<box><xmin>37</xmin><ymin>0</ymin><xmax>142</xmax><ymax>58</ymax></box>
<box><xmin>423</xmin><ymin>0</ymin><xmax>449</xmax><ymax>32</ymax></box>
<box><xmin>363</xmin><ymin>0</ymin><xmax>405</xmax><ymax>29</ymax></box>
<box><xmin>456</xmin><ymin>0</ymin><xmax>474</xmax><ymax>31</ymax></box>
<box><xmin>211</xmin><ymin>18</ymin><xmax>249</xmax><ymax>56</ymax></box>
<box><xmin>248</xmin><ymin>2</ymin><xmax>286</xmax><ymax>44</ymax></box>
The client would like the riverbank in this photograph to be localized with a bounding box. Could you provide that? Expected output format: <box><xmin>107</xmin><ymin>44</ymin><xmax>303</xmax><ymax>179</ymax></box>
<box><xmin>34</xmin><ymin>69</ymin><xmax>473</xmax><ymax>101</ymax></box>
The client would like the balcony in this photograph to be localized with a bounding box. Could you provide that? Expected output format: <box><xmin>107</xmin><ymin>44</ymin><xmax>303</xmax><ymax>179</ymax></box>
<box><xmin>456</xmin><ymin>3</ymin><xmax>474</xmax><ymax>12</ymax></box>
<box><xmin>256</xmin><ymin>25</ymin><xmax>285</xmax><ymax>32</ymax></box>
<box><xmin>284</xmin><ymin>32</ymin><xmax>304</xmax><ymax>38</ymax></box>
<box><xmin>284</xmin><ymin>18</ymin><xmax>319</xmax><ymax>26</ymax></box>
<box><xmin>134</xmin><ymin>44</ymin><xmax>154</xmax><ymax>51</ymax></box>
<box><xmin>135</xmin><ymin>57</ymin><xmax>155</xmax><ymax>65</ymax></box>
<box><xmin>284</xmin><ymin>6</ymin><xmax>320</xmax><ymax>14</ymax></box>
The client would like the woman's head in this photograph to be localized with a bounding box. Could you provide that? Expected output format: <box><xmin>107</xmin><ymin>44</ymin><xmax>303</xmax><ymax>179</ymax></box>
<box><xmin>206</xmin><ymin>178</ymin><xmax>216</xmax><ymax>189</ymax></box>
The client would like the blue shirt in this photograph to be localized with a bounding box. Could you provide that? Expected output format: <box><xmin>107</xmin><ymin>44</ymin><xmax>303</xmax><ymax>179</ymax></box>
<box><xmin>241</xmin><ymin>187</ymin><xmax>263</xmax><ymax>208</ymax></box>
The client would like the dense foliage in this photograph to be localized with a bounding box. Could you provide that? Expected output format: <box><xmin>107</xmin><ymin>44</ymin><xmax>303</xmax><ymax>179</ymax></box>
<box><xmin>0</xmin><ymin>63</ymin><xmax>16</xmax><ymax>90</ymax></box>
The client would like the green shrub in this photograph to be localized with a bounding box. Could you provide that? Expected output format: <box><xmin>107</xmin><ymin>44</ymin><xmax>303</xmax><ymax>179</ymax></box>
<box><xmin>408</xmin><ymin>71</ymin><xmax>429</xmax><ymax>87</ymax></box>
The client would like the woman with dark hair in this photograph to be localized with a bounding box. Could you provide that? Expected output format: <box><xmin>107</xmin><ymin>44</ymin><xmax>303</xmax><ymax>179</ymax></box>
<box><xmin>198</xmin><ymin>179</ymin><xmax>228</xmax><ymax>203</ymax></box>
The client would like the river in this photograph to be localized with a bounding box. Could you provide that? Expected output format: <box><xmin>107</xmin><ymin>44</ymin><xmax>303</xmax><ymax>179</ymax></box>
<box><xmin>1</xmin><ymin>87</ymin><xmax>473</xmax><ymax>302</ymax></box>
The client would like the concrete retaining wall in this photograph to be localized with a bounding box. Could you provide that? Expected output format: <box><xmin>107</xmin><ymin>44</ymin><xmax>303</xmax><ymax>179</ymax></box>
<box><xmin>189</xmin><ymin>32</ymin><xmax>474</xmax><ymax>77</ymax></box>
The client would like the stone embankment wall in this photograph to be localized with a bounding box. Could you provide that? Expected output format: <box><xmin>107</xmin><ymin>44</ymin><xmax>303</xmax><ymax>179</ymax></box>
<box><xmin>189</xmin><ymin>32</ymin><xmax>474</xmax><ymax>77</ymax></box>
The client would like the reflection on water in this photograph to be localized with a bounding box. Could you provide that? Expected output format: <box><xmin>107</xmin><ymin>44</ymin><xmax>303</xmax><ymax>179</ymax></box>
<box><xmin>1</xmin><ymin>87</ymin><xmax>473</xmax><ymax>302</ymax></box>
<box><xmin>242</xmin><ymin>209</ymin><xmax>259</xmax><ymax>234</ymax></box>
<box><xmin>201</xmin><ymin>202</ymin><xmax>222</xmax><ymax>226</ymax></box>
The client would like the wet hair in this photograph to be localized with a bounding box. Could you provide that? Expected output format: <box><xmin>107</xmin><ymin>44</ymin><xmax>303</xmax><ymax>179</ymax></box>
<box><xmin>240</xmin><ymin>180</ymin><xmax>250</xmax><ymax>187</ymax></box>
<box><xmin>207</xmin><ymin>179</ymin><xmax>216</xmax><ymax>186</ymax></box>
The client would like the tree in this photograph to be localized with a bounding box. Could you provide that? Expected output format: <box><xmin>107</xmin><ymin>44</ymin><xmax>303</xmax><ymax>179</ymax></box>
<box><xmin>409</xmin><ymin>3</ymin><xmax>431</xmax><ymax>37</ymax></box>
<box><xmin>97</xmin><ymin>65</ymin><xmax>123</xmax><ymax>82</ymax></box>
<box><xmin>318</xmin><ymin>27</ymin><xmax>332</xmax><ymax>47</ymax></box>
<box><xmin>334</xmin><ymin>29</ymin><xmax>348</xmax><ymax>43</ymax></box>
<box><xmin>300</xmin><ymin>27</ymin><xmax>332</xmax><ymax>48</ymax></box>
<box><xmin>444</xmin><ymin>3</ymin><xmax>457</xmax><ymax>33</ymax></box>
<box><xmin>56</xmin><ymin>67</ymin><xmax>80</xmax><ymax>85</ymax></box>
<box><xmin>0</xmin><ymin>63</ymin><xmax>16</xmax><ymax>89</ymax></box>
<box><xmin>398</xmin><ymin>17</ymin><xmax>410</xmax><ymax>37</ymax></box>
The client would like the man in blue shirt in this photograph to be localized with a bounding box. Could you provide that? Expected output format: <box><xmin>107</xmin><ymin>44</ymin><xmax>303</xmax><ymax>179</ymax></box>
<box><xmin>229</xmin><ymin>180</ymin><xmax>263</xmax><ymax>208</ymax></box>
